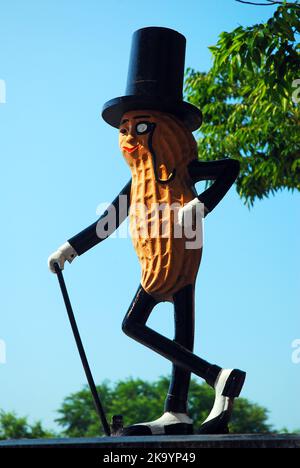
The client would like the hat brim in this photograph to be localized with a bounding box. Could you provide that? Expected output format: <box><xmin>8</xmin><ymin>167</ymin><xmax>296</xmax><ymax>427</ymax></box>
<box><xmin>102</xmin><ymin>96</ymin><xmax>202</xmax><ymax>132</ymax></box>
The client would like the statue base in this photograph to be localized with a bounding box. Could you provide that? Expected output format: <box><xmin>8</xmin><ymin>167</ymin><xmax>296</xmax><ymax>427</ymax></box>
<box><xmin>0</xmin><ymin>433</ymin><xmax>299</xmax><ymax>449</ymax></box>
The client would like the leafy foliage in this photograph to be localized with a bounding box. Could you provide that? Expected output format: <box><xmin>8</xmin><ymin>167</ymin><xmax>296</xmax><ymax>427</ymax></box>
<box><xmin>0</xmin><ymin>410</ymin><xmax>55</xmax><ymax>440</ymax></box>
<box><xmin>185</xmin><ymin>3</ymin><xmax>300</xmax><ymax>205</ymax></box>
<box><xmin>56</xmin><ymin>377</ymin><xmax>272</xmax><ymax>436</ymax></box>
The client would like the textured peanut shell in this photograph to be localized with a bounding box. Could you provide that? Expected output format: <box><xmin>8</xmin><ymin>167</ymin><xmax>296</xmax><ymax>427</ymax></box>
<box><xmin>125</xmin><ymin>112</ymin><xmax>202</xmax><ymax>301</ymax></box>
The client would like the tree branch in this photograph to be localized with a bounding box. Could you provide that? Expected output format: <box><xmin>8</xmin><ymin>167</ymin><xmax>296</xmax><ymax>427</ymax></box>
<box><xmin>235</xmin><ymin>0</ymin><xmax>299</xmax><ymax>6</ymax></box>
<box><xmin>235</xmin><ymin>0</ymin><xmax>279</xmax><ymax>5</ymax></box>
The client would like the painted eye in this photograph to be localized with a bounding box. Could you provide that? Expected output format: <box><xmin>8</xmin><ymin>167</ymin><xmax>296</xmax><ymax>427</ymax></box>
<box><xmin>136</xmin><ymin>122</ymin><xmax>151</xmax><ymax>135</ymax></box>
<box><xmin>119</xmin><ymin>128</ymin><xmax>127</xmax><ymax>135</ymax></box>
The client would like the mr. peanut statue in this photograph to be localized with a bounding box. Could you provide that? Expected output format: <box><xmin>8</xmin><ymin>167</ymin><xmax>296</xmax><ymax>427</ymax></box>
<box><xmin>48</xmin><ymin>27</ymin><xmax>246</xmax><ymax>436</ymax></box>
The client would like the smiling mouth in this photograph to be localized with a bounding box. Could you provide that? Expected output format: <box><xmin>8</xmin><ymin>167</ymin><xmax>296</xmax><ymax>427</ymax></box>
<box><xmin>123</xmin><ymin>144</ymin><xmax>140</xmax><ymax>153</ymax></box>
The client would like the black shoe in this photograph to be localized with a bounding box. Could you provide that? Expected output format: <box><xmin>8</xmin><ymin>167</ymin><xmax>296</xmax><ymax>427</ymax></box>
<box><xmin>121</xmin><ymin>412</ymin><xmax>194</xmax><ymax>436</ymax></box>
<box><xmin>198</xmin><ymin>368</ymin><xmax>246</xmax><ymax>434</ymax></box>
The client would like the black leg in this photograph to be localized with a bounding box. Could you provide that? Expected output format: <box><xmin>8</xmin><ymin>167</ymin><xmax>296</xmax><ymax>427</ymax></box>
<box><xmin>164</xmin><ymin>284</ymin><xmax>194</xmax><ymax>413</ymax></box>
<box><xmin>122</xmin><ymin>285</ymin><xmax>221</xmax><ymax>387</ymax></box>
<box><xmin>122</xmin><ymin>285</ymin><xmax>157</xmax><ymax>330</ymax></box>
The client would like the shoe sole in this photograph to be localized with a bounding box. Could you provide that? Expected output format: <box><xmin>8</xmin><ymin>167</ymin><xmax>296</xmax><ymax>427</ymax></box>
<box><xmin>198</xmin><ymin>412</ymin><xmax>230</xmax><ymax>435</ymax></box>
<box><xmin>222</xmin><ymin>369</ymin><xmax>246</xmax><ymax>398</ymax></box>
<box><xmin>122</xmin><ymin>423</ymin><xmax>193</xmax><ymax>436</ymax></box>
<box><xmin>165</xmin><ymin>423</ymin><xmax>194</xmax><ymax>435</ymax></box>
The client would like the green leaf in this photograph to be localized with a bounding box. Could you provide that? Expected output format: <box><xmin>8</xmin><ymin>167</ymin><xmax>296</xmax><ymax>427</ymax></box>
<box><xmin>185</xmin><ymin>4</ymin><xmax>300</xmax><ymax>206</ymax></box>
<box><xmin>245</xmin><ymin>52</ymin><xmax>254</xmax><ymax>73</ymax></box>
<box><xmin>253</xmin><ymin>48</ymin><xmax>261</xmax><ymax>68</ymax></box>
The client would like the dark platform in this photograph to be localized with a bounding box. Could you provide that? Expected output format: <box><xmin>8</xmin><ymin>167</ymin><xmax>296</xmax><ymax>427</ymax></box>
<box><xmin>0</xmin><ymin>434</ymin><xmax>299</xmax><ymax>449</ymax></box>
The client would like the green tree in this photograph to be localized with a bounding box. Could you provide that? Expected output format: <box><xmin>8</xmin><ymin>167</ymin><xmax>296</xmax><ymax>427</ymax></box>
<box><xmin>185</xmin><ymin>2</ymin><xmax>300</xmax><ymax>205</ymax></box>
<box><xmin>56</xmin><ymin>377</ymin><xmax>272</xmax><ymax>436</ymax></box>
<box><xmin>0</xmin><ymin>410</ymin><xmax>55</xmax><ymax>440</ymax></box>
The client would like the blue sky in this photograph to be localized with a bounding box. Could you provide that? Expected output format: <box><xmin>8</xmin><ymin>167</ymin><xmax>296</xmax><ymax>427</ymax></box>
<box><xmin>0</xmin><ymin>0</ymin><xmax>299</xmax><ymax>432</ymax></box>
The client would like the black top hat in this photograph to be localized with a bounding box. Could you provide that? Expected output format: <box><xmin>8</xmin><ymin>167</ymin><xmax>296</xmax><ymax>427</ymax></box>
<box><xmin>102</xmin><ymin>27</ymin><xmax>202</xmax><ymax>131</ymax></box>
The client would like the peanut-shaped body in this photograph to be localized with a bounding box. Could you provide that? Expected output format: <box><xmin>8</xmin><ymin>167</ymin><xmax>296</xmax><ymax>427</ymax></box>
<box><xmin>119</xmin><ymin>110</ymin><xmax>202</xmax><ymax>301</ymax></box>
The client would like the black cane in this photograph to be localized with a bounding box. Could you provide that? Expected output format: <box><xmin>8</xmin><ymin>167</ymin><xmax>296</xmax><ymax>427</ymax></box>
<box><xmin>54</xmin><ymin>263</ymin><xmax>111</xmax><ymax>436</ymax></box>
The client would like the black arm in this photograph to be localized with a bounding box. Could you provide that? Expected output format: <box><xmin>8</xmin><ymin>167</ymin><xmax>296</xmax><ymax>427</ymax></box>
<box><xmin>68</xmin><ymin>179</ymin><xmax>131</xmax><ymax>256</ymax></box>
<box><xmin>187</xmin><ymin>159</ymin><xmax>240</xmax><ymax>214</ymax></box>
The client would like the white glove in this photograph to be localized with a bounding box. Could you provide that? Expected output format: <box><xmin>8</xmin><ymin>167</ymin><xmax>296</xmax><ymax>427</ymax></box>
<box><xmin>178</xmin><ymin>197</ymin><xmax>206</xmax><ymax>228</ymax></box>
<box><xmin>48</xmin><ymin>241</ymin><xmax>78</xmax><ymax>273</ymax></box>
